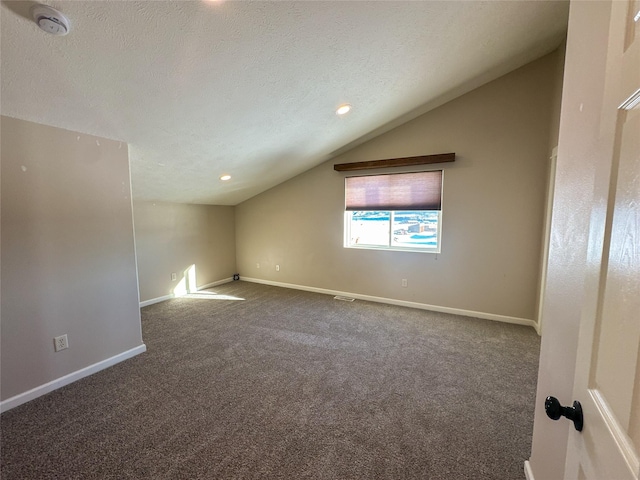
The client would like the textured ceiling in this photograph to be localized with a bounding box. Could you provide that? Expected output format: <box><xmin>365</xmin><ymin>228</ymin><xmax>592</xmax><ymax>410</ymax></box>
<box><xmin>1</xmin><ymin>1</ymin><xmax>569</xmax><ymax>205</ymax></box>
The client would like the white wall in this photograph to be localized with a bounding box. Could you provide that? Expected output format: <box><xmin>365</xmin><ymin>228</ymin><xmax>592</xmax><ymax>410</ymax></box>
<box><xmin>528</xmin><ymin>2</ymin><xmax>614</xmax><ymax>478</ymax></box>
<box><xmin>235</xmin><ymin>50</ymin><xmax>564</xmax><ymax>323</ymax></box>
<box><xmin>133</xmin><ymin>201</ymin><xmax>236</xmax><ymax>303</ymax></box>
<box><xmin>1</xmin><ymin>116</ymin><xmax>144</xmax><ymax>406</ymax></box>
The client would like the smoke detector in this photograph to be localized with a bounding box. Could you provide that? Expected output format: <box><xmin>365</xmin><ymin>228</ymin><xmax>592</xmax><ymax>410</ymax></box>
<box><xmin>30</xmin><ymin>4</ymin><xmax>70</xmax><ymax>36</ymax></box>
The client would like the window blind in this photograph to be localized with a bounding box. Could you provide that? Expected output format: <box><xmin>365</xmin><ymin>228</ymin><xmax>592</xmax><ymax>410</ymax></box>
<box><xmin>345</xmin><ymin>171</ymin><xmax>443</xmax><ymax>211</ymax></box>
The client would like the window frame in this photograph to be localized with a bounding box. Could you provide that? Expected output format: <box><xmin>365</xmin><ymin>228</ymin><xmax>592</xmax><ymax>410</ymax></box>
<box><xmin>343</xmin><ymin>170</ymin><xmax>444</xmax><ymax>254</ymax></box>
<box><xmin>344</xmin><ymin>210</ymin><xmax>442</xmax><ymax>253</ymax></box>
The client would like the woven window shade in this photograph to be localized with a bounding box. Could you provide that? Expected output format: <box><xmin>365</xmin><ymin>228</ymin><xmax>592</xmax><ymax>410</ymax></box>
<box><xmin>345</xmin><ymin>171</ymin><xmax>443</xmax><ymax>211</ymax></box>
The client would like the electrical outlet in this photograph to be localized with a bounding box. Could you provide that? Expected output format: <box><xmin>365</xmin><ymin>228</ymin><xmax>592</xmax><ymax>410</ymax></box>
<box><xmin>256</xmin><ymin>263</ymin><xmax>260</xmax><ymax>269</ymax></box>
<box><xmin>401</xmin><ymin>279</ymin><xmax>408</xmax><ymax>287</ymax></box>
<box><xmin>54</xmin><ymin>334</ymin><xmax>68</xmax><ymax>352</ymax></box>
<box><xmin>171</xmin><ymin>272</ymin><xmax>177</xmax><ymax>281</ymax></box>
<box><xmin>276</xmin><ymin>265</ymin><xmax>280</xmax><ymax>271</ymax></box>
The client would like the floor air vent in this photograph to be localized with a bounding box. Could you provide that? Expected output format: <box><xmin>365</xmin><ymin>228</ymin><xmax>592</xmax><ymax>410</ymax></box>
<box><xmin>334</xmin><ymin>295</ymin><xmax>355</xmax><ymax>302</ymax></box>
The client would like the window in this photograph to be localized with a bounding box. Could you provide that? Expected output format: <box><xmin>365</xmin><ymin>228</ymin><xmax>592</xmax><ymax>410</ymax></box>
<box><xmin>344</xmin><ymin>171</ymin><xmax>443</xmax><ymax>253</ymax></box>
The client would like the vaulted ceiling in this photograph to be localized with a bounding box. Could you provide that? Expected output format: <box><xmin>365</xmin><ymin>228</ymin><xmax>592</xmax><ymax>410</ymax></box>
<box><xmin>1</xmin><ymin>1</ymin><xmax>569</xmax><ymax>205</ymax></box>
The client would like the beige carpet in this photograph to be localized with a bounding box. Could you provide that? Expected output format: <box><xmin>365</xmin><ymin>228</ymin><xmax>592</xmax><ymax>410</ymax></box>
<box><xmin>1</xmin><ymin>281</ymin><xmax>540</xmax><ymax>479</ymax></box>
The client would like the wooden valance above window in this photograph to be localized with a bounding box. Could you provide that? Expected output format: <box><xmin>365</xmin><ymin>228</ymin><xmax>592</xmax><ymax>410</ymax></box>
<box><xmin>334</xmin><ymin>152</ymin><xmax>455</xmax><ymax>172</ymax></box>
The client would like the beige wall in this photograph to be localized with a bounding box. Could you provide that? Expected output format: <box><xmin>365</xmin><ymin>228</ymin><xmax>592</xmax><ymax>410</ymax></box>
<box><xmin>1</xmin><ymin>116</ymin><xmax>143</xmax><ymax>402</ymax></box>
<box><xmin>236</xmin><ymin>50</ymin><xmax>564</xmax><ymax>322</ymax></box>
<box><xmin>133</xmin><ymin>201</ymin><xmax>236</xmax><ymax>303</ymax></box>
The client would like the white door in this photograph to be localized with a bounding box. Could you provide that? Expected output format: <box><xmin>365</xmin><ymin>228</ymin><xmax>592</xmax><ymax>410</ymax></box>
<box><xmin>561</xmin><ymin>0</ymin><xmax>640</xmax><ymax>478</ymax></box>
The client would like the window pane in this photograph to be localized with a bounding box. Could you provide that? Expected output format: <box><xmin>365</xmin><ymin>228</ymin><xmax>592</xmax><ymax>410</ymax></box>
<box><xmin>391</xmin><ymin>211</ymin><xmax>439</xmax><ymax>249</ymax></box>
<box><xmin>348</xmin><ymin>211</ymin><xmax>390</xmax><ymax>246</ymax></box>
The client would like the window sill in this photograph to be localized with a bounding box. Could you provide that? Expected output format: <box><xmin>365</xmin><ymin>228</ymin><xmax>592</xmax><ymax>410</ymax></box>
<box><xmin>345</xmin><ymin>244</ymin><xmax>440</xmax><ymax>254</ymax></box>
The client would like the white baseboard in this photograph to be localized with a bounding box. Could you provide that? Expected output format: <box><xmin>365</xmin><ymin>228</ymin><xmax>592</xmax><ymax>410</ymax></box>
<box><xmin>140</xmin><ymin>293</ymin><xmax>174</xmax><ymax>307</ymax></box>
<box><xmin>139</xmin><ymin>277</ymin><xmax>234</xmax><ymax>307</ymax></box>
<box><xmin>0</xmin><ymin>344</ymin><xmax>147</xmax><ymax>413</ymax></box>
<box><xmin>533</xmin><ymin>321</ymin><xmax>541</xmax><ymax>336</ymax></box>
<box><xmin>524</xmin><ymin>460</ymin><xmax>535</xmax><ymax>480</ymax></box>
<box><xmin>241</xmin><ymin>277</ymin><xmax>536</xmax><ymax>329</ymax></box>
<box><xmin>198</xmin><ymin>278</ymin><xmax>235</xmax><ymax>290</ymax></box>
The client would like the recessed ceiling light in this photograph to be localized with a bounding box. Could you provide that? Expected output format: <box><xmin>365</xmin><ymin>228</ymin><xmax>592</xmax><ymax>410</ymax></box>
<box><xmin>336</xmin><ymin>104</ymin><xmax>352</xmax><ymax>115</ymax></box>
<box><xmin>220</xmin><ymin>174</ymin><xmax>231</xmax><ymax>181</ymax></box>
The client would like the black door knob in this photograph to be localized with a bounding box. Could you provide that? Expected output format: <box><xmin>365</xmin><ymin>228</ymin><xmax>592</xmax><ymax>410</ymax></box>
<box><xmin>545</xmin><ymin>396</ymin><xmax>583</xmax><ymax>432</ymax></box>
